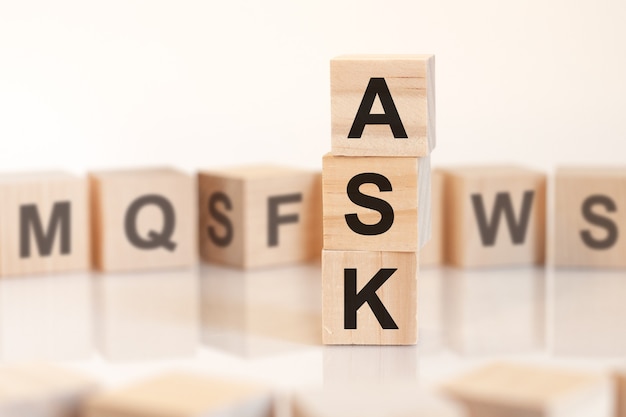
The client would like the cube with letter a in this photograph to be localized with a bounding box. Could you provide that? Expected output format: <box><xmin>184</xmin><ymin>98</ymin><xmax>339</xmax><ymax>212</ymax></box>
<box><xmin>322</xmin><ymin>250</ymin><xmax>417</xmax><ymax>345</ymax></box>
<box><xmin>331</xmin><ymin>55</ymin><xmax>435</xmax><ymax>157</ymax></box>
<box><xmin>198</xmin><ymin>165</ymin><xmax>322</xmax><ymax>269</ymax></box>
<box><xmin>0</xmin><ymin>171</ymin><xmax>89</xmax><ymax>277</ymax></box>
<box><xmin>90</xmin><ymin>168</ymin><xmax>196</xmax><ymax>272</ymax></box>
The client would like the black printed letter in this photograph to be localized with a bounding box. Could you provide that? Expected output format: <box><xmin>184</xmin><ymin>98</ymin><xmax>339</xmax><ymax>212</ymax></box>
<box><xmin>580</xmin><ymin>195</ymin><xmax>618</xmax><ymax>250</ymax></box>
<box><xmin>20</xmin><ymin>202</ymin><xmax>71</xmax><ymax>258</ymax></box>
<box><xmin>344</xmin><ymin>268</ymin><xmax>398</xmax><ymax>330</ymax></box>
<box><xmin>208</xmin><ymin>192</ymin><xmax>234</xmax><ymax>247</ymax></box>
<box><xmin>345</xmin><ymin>173</ymin><xmax>394</xmax><ymax>235</ymax></box>
<box><xmin>125</xmin><ymin>195</ymin><xmax>176</xmax><ymax>251</ymax></box>
<box><xmin>348</xmin><ymin>78</ymin><xmax>408</xmax><ymax>139</ymax></box>
<box><xmin>471</xmin><ymin>191</ymin><xmax>535</xmax><ymax>246</ymax></box>
<box><xmin>268</xmin><ymin>193</ymin><xmax>302</xmax><ymax>247</ymax></box>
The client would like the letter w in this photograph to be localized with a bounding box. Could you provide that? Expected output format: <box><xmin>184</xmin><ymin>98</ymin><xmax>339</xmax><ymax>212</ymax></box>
<box><xmin>20</xmin><ymin>202</ymin><xmax>71</xmax><ymax>258</ymax></box>
<box><xmin>471</xmin><ymin>191</ymin><xmax>534</xmax><ymax>246</ymax></box>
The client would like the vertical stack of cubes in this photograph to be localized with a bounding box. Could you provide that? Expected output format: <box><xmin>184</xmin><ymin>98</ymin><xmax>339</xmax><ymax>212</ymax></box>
<box><xmin>321</xmin><ymin>55</ymin><xmax>435</xmax><ymax>345</ymax></box>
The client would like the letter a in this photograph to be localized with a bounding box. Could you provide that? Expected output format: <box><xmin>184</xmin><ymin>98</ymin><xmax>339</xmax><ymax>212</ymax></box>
<box><xmin>348</xmin><ymin>78</ymin><xmax>408</xmax><ymax>139</ymax></box>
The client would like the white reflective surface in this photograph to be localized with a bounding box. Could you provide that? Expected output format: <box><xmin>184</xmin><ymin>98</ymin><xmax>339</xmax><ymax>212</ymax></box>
<box><xmin>94</xmin><ymin>267</ymin><xmax>199</xmax><ymax>362</ymax></box>
<box><xmin>0</xmin><ymin>263</ymin><xmax>623</xmax><ymax>389</ymax></box>
<box><xmin>551</xmin><ymin>268</ymin><xmax>626</xmax><ymax>357</ymax></box>
<box><xmin>201</xmin><ymin>264</ymin><xmax>321</xmax><ymax>358</ymax></box>
<box><xmin>323</xmin><ymin>345</ymin><xmax>419</xmax><ymax>383</ymax></box>
<box><xmin>442</xmin><ymin>267</ymin><xmax>545</xmax><ymax>355</ymax></box>
<box><xmin>0</xmin><ymin>272</ymin><xmax>93</xmax><ymax>361</ymax></box>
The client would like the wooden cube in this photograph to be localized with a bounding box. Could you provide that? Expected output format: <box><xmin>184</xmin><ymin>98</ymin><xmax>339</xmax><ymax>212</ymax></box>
<box><xmin>421</xmin><ymin>169</ymin><xmax>444</xmax><ymax>266</ymax></box>
<box><xmin>0</xmin><ymin>171</ymin><xmax>89</xmax><ymax>276</ymax></box>
<box><xmin>90</xmin><ymin>168</ymin><xmax>196</xmax><ymax>272</ymax></box>
<box><xmin>323</xmin><ymin>154</ymin><xmax>430</xmax><ymax>252</ymax></box>
<box><xmin>554</xmin><ymin>167</ymin><xmax>626</xmax><ymax>267</ymax></box>
<box><xmin>85</xmin><ymin>372</ymin><xmax>274</xmax><ymax>417</ymax></box>
<box><xmin>615</xmin><ymin>369</ymin><xmax>626</xmax><ymax>417</ymax></box>
<box><xmin>0</xmin><ymin>363</ymin><xmax>97</xmax><ymax>417</ymax></box>
<box><xmin>441</xmin><ymin>362</ymin><xmax>613</xmax><ymax>417</ymax></box>
<box><xmin>331</xmin><ymin>55</ymin><xmax>435</xmax><ymax>157</ymax></box>
<box><xmin>293</xmin><ymin>384</ymin><xmax>462</xmax><ymax>417</ymax></box>
<box><xmin>198</xmin><ymin>165</ymin><xmax>322</xmax><ymax>269</ymax></box>
<box><xmin>442</xmin><ymin>166</ymin><xmax>546</xmax><ymax>268</ymax></box>
<box><xmin>322</xmin><ymin>250</ymin><xmax>417</xmax><ymax>345</ymax></box>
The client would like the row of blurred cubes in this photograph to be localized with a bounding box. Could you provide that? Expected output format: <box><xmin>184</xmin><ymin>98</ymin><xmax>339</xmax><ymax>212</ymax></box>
<box><xmin>4</xmin><ymin>361</ymin><xmax>626</xmax><ymax>417</ymax></box>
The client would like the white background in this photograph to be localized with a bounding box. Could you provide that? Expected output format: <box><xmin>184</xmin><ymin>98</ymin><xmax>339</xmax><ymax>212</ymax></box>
<box><xmin>1</xmin><ymin>0</ymin><xmax>625</xmax><ymax>173</ymax></box>
<box><xmin>0</xmin><ymin>2</ymin><xmax>625</xmax><ymax>409</ymax></box>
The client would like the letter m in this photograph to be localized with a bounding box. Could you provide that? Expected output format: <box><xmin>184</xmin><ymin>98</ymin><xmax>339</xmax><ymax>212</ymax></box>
<box><xmin>20</xmin><ymin>201</ymin><xmax>71</xmax><ymax>258</ymax></box>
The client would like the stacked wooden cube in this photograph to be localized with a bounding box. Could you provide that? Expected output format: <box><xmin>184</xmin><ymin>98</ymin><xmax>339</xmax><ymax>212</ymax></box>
<box><xmin>322</xmin><ymin>55</ymin><xmax>435</xmax><ymax>345</ymax></box>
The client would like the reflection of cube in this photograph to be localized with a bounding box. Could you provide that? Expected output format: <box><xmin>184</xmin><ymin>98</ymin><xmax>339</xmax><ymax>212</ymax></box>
<box><xmin>331</xmin><ymin>55</ymin><xmax>435</xmax><ymax>157</ymax></box>
<box><xmin>443</xmin><ymin>268</ymin><xmax>544</xmax><ymax>355</ymax></box>
<box><xmin>0</xmin><ymin>273</ymin><xmax>92</xmax><ymax>361</ymax></box>
<box><xmin>0</xmin><ymin>363</ymin><xmax>97</xmax><ymax>416</ymax></box>
<box><xmin>555</xmin><ymin>167</ymin><xmax>626</xmax><ymax>267</ymax></box>
<box><xmin>200</xmin><ymin>264</ymin><xmax>322</xmax><ymax>357</ymax></box>
<box><xmin>420</xmin><ymin>169</ymin><xmax>444</xmax><ymax>266</ymax></box>
<box><xmin>293</xmin><ymin>384</ymin><xmax>462</xmax><ymax>417</ymax></box>
<box><xmin>95</xmin><ymin>269</ymin><xmax>199</xmax><ymax>361</ymax></box>
<box><xmin>322</xmin><ymin>250</ymin><xmax>417</xmax><ymax>345</ymax></box>
<box><xmin>552</xmin><ymin>270</ymin><xmax>626</xmax><ymax>356</ymax></box>
<box><xmin>442</xmin><ymin>362</ymin><xmax>613</xmax><ymax>417</ymax></box>
<box><xmin>0</xmin><ymin>171</ymin><xmax>89</xmax><ymax>276</ymax></box>
<box><xmin>198</xmin><ymin>165</ymin><xmax>322</xmax><ymax>269</ymax></box>
<box><xmin>85</xmin><ymin>373</ymin><xmax>273</xmax><ymax>417</ymax></box>
<box><xmin>323</xmin><ymin>154</ymin><xmax>431</xmax><ymax>252</ymax></box>
<box><xmin>442</xmin><ymin>166</ymin><xmax>546</xmax><ymax>268</ymax></box>
<box><xmin>90</xmin><ymin>168</ymin><xmax>196</xmax><ymax>272</ymax></box>
<box><xmin>323</xmin><ymin>345</ymin><xmax>418</xmax><ymax>383</ymax></box>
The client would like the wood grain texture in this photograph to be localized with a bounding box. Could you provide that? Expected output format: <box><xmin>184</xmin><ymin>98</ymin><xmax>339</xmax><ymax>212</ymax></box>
<box><xmin>441</xmin><ymin>362</ymin><xmax>613</xmax><ymax>417</ymax></box>
<box><xmin>421</xmin><ymin>169</ymin><xmax>444</xmax><ymax>266</ymax></box>
<box><xmin>442</xmin><ymin>166</ymin><xmax>546</xmax><ymax>268</ymax></box>
<box><xmin>0</xmin><ymin>363</ymin><xmax>97</xmax><ymax>416</ymax></box>
<box><xmin>90</xmin><ymin>168</ymin><xmax>197</xmax><ymax>272</ymax></box>
<box><xmin>292</xmin><ymin>384</ymin><xmax>463</xmax><ymax>417</ymax></box>
<box><xmin>331</xmin><ymin>54</ymin><xmax>435</xmax><ymax>157</ymax></box>
<box><xmin>198</xmin><ymin>165</ymin><xmax>322</xmax><ymax>269</ymax></box>
<box><xmin>85</xmin><ymin>372</ymin><xmax>274</xmax><ymax>417</ymax></box>
<box><xmin>554</xmin><ymin>167</ymin><xmax>626</xmax><ymax>267</ymax></box>
<box><xmin>0</xmin><ymin>171</ymin><xmax>89</xmax><ymax>277</ymax></box>
<box><xmin>615</xmin><ymin>370</ymin><xmax>626</xmax><ymax>417</ymax></box>
<box><xmin>322</xmin><ymin>250</ymin><xmax>417</xmax><ymax>345</ymax></box>
<box><xmin>323</xmin><ymin>154</ymin><xmax>430</xmax><ymax>252</ymax></box>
